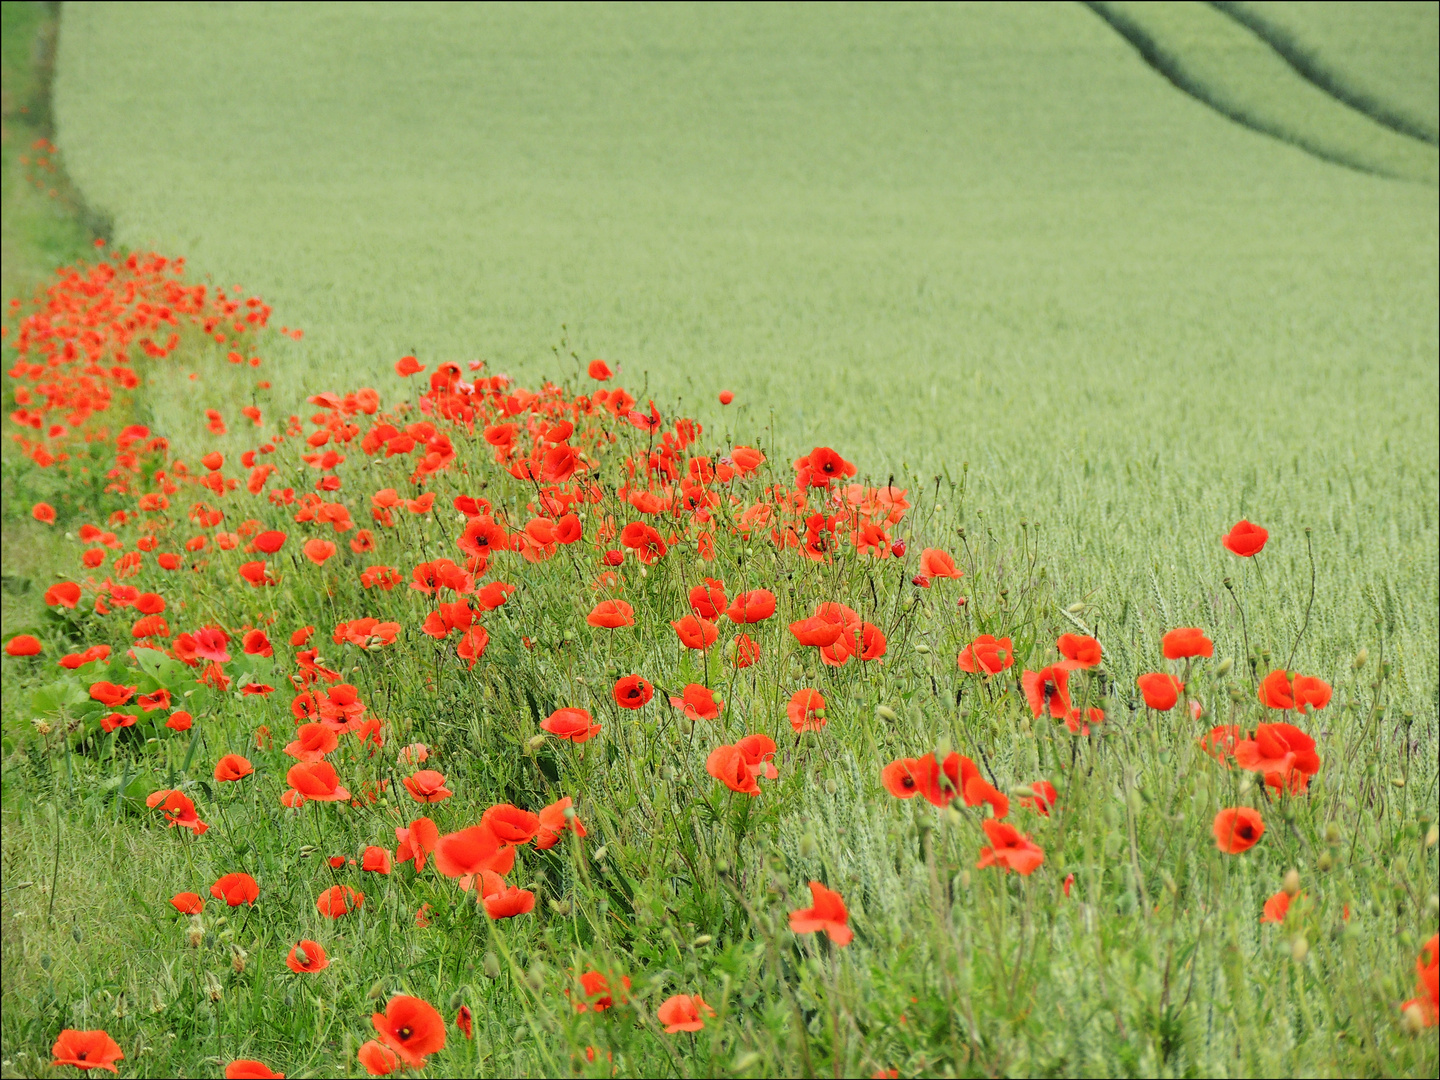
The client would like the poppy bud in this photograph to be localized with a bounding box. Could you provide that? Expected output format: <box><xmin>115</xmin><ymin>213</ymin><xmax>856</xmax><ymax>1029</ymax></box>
<box><xmin>1323</xmin><ymin>822</ymin><xmax>1341</xmax><ymax>845</ymax></box>
<box><xmin>1316</xmin><ymin>852</ymin><xmax>1333</xmax><ymax>872</ymax></box>
<box><xmin>592</xmin><ymin>845</ymin><xmax>608</xmax><ymax>862</ymax></box>
<box><xmin>527</xmin><ymin>734</ymin><xmax>546</xmax><ymax>752</ymax></box>
<box><xmin>1352</xmin><ymin>648</ymin><xmax>1368</xmax><ymax>669</ymax></box>
<box><xmin>1289</xmin><ymin>935</ymin><xmax>1308</xmax><ymax>963</ymax></box>
<box><xmin>72</xmin><ymin>926</ymin><xmax>83</xmax><ymax>943</ymax></box>
<box><xmin>798</xmin><ymin>833</ymin><xmax>817</xmax><ymax>858</ymax></box>
<box><xmin>1282</xmin><ymin>869</ymin><xmax>1300</xmax><ymax>897</ymax></box>
<box><xmin>715</xmin><ymin>857</ymin><xmax>730</xmax><ymax>874</ymax></box>
<box><xmin>449</xmin><ymin>989</ymin><xmax>467</xmax><ymax>1011</ymax></box>
<box><xmin>945</xmin><ymin>805</ymin><xmax>963</xmax><ymax>827</ymax></box>
<box><xmin>915</xmin><ymin>644</ymin><xmax>930</xmax><ymax>655</ymax></box>
<box><xmin>1427</xmin><ymin>825</ymin><xmax>1439</xmax><ymax>849</ymax></box>
<box><xmin>875</xmin><ymin>705</ymin><xmax>897</xmax><ymax>722</ymax></box>
<box><xmin>1066</xmin><ymin>602</ymin><xmax>1085</xmax><ymax>613</ymax></box>
<box><xmin>1401</xmin><ymin>1002</ymin><xmax>1427</xmax><ymax>1035</ymax></box>
<box><xmin>547</xmin><ymin>899</ymin><xmax>571</xmax><ymax>916</ymax></box>
<box><xmin>527</xmin><ymin>961</ymin><xmax>547</xmax><ymax>991</ymax></box>
<box><xmin>483</xmin><ymin>952</ymin><xmax>501</xmax><ymax>980</ymax></box>
<box><xmin>661</xmin><ymin>765</ymin><xmax>677</xmax><ymax>782</ymax></box>
<box><xmin>367</xmin><ymin>980</ymin><xmax>386</xmax><ymax>1000</ymax></box>
<box><xmin>824</xmin><ymin>778</ymin><xmax>837</xmax><ymax>795</ymax></box>
<box><xmin>1215</xmin><ymin>658</ymin><xmax>1234</xmax><ymax>676</ymax></box>
<box><xmin>40</xmin><ymin>954</ymin><xmax>52</xmax><ymax>971</ymax></box>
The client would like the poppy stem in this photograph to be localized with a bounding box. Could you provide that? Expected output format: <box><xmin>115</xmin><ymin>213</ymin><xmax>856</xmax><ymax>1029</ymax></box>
<box><xmin>1283</xmin><ymin>531</ymin><xmax>1316</xmax><ymax>673</ymax></box>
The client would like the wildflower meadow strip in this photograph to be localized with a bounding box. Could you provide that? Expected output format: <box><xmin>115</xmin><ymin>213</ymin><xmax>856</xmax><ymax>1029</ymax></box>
<box><xmin>2</xmin><ymin>253</ymin><xmax>1436</xmax><ymax>1077</ymax></box>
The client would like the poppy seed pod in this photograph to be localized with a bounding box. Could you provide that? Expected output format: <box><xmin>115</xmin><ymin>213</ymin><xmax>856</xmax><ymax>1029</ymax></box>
<box><xmin>483</xmin><ymin>952</ymin><xmax>501</xmax><ymax>980</ymax></box>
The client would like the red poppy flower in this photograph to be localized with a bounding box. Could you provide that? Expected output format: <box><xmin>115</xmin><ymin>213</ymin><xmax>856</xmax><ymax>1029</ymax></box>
<box><xmin>1199</xmin><ymin>724</ymin><xmax>1241</xmax><ymax>762</ymax></box>
<box><xmin>44</xmin><ymin>581</ymin><xmax>82</xmax><ymax>608</ymax></box>
<box><xmin>1162</xmin><ymin>627</ymin><xmax>1214</xmax><ymax>659</ymax></box>
<box><xmin>455</xmin><ymin>1003</ymin><xmax>474</xmax><ymax>1038</ymax></box>
<box><xmin>725</xmin><ymin>589</ymin><xmax>776</xmax><ymax>623</ymax></box>
<box><xmin>49</xmin><ymin>1029</ymin><xmax>124</xmax><ymax>1073</ymax></box>
<box><xmin>541</xmin><ymin>707</ymin><xmax>601</xmax><ymax>743</ymax></box>
<box><xmin>371</xmin><ymin>994</ymin><xmax>446</xmax><ymax>1068</ymax></box>
<box><xmin>919</xmin><ymin>548</ymin><xmax>962</xmax><ymax>579</ymax></box>
<box><xmin>32</xmin><ymin>502</ymin><xmax>57</xmax><ymax>524</ymax></box>
<box><xmin>1057</xmin><ymin>634</ymin><xmax>1102</xmax><ymax>669</ymax></box>
<box><xmin>253</xmin><ymin>529</ymin><xmax>287</xmax><ymax>553</ymax></box>
<box><xmin>707</xmin><ymin>743</ymin><xmax>759</xmax><ymax>795</ymax></box>
<box><xmin>282</xmin><ymin>760</ymin><xmax>350</xmax><ymax>805</ymax></box>
<box><xmin>286</xmin><ymin>939</ymin><xmax>330</xmax><ymax>972</ymax></box>
<box><xmin>1402</xmin><ymin>934</ymin><xmax>1439</xmax><ymax>1027</ymax></box>
<box><xmin>210</xmin><ymin>872</ymin><xmax>260</xmax><ymax>906</ymax></box>
<box><xmin>316</xmin><ymin>884</ymin><xmax>364</xmax><ymax>918</ymax></box>
<box><xmin>284</xmin><ymin>722</ymin><xmax>340</xmax><ymax>761</ymax></box>
<box><xmin>789</xmin><ymin>881</ymin><xmax>853</xmax><ymax>945</ymax></box>
<box><xmin>1257</xmin><ymin>669</ymin><xmax>1331</xmax><ymax>712</ymax></box>
<box><xmin>1021</xmin><ymin>666</ymin><xmax>1071</xmax><ymax>718</ymax></box>
<box><xmin>1260</xmin><ymin>891</ymin><xmax>1292</xmax><ymax>925</ymax></box>
<box><xmin>787</xmin><ymin>688</ymin><xmax>826</xmax><ymax>733</ymax></box>
<box><xmin>587</xmin><ymin>600</ymin><xmax>634</xmax><ymax>628</ymax></box>
<box><xmin>671</xmin><ymin>615</ymin><xmax>719</xmax><ymax>650</ymax></box>
<box><xmin>1222</xmin><ymin>520</ymin><xmax>1268</xmax><ymax>557</ymax></box>
<box><xmin>479</xmin><ymin>871</ymin><xmax>536</xmax><ymax>919</ymax></box>
<box><xmin>975</xmin><ymin>819</ymin><xmax>1045</xmax><ymax>875</ymax></box>
<box><xmin>957</xmin><ymin>634</ymin><xmax>1013</xmax><ymax>675</ymax></box>
<box><xmin>793</xmin><ymin>446</ymin><xmax>856</xmax><ymax>488</ymax></box>
<box><xmin>395</xmin><ymin>355</ymin><xmax>426</xmax><ymax>376</ymax></box>
<box><xmin>718</xmin><ymin>389</ymin><xmax>734</xmax><ymax>404</ymax></box>
<box><xmin>60</xmin><ymin>644</ymin><xmax>110</xmax><ymax>669</ymax></box>
<box><xmin>1064</xmin><ymin>707</ymin><xmax>1104</xmax><ymax>735</ymax></box>
<box><xmin>881</xmin><ymin>757</ymin><xmax>923</xmax><ymax>799</ymax></box>
<box><xmin>304</xmin><ymin>538</ymin><xmax>337</xmax><ymax>564</ymax></box>
<box><xmin>4</xmin><ymin>634</ymin><xmax>42</xmax><ymax>657</ymax></box>
<box><xmin>1212</xmin><ymin>807</ymin><xmax>1265</xmax><ymax>853</ymax></box>
<box><xmin>963</xmin><ymin>774</ymin><xmax>1009</xmax><ymax>819</ymax></box>
<box><xmin>214</xmin><ymin>754</ymin><xmax>254</xmax><ymax>782</ymax></box>
<box><xmin>395</xmin><ymin>817</ymin><xmax>440</xmax><ymax>870</ymax></box>
<box><xmin>657</xmin><ymin>994</ymin><xmax>715</xmax><ymax>1033</ymax></box>
<box><xmin>687</xmin><ymin>578</ymin><xmax>727</xmax><ymax>619</ymax></box>
<box><xmin>144</xmin><ymin>788</ymin><xmax>208</xmax><ymax>834</ymax></box>
<box><xmin>1136</xmin><ymin>673</ymin><xmax>1183</xmax><ymax>711</ymax></box>
<box><xmin>1233</xmin><ymin>722</ymin><xmax>1321</xmax><ymax>792</ymax></box>
<box><xmin>731</xmin><ymin>632</ymin><xmax>762</xmax><ymax>668</ymax></box>
<box><xmin>362</xmin><ymin>846</ymin><xmax>393</xmax><ymax>874</ymax></box>
<box><xmin>587</xmin><ymin>359</ymin><xmax>613</xmax><ymax>380</ymax></box>
<box><xmin>225</xmin><ymin>1060</ymin><xmax>284</xmax><ymax>1079</ymax></box>
<box><xmin>613</xmin><ymin>674</ymin><xmax>654</xmax><ymax>709</ymax></box>
<box><xmin>482</xmin><ymin>803</ymin><xmax>541</xmax><ymax>845</ymax></box>
<box><xmin>572</xmin><ymin>970</ymin><xmax>631</xmax><ymax>1012</ymax></box>
<box><xmin>357</xmin><ymin>1040</ymin><xmax>401</xmax><ymax>1076</ymax></box>
<box><xmin>534</xmin><ymin>796</ymin><xmax>587</xmax><ymax>849</ymax></box>
<box><xmin>170</xmin><ymin>891</ymin><xmax>204</xmax><ymax>914</ymax></box>
<box><xmin>434</xmin><ymin>824</ymin><xmax>503</xmax><ymax>879</ymax></box>
<box><xmin>669</xmin><ymin>683</ymin><xmax>723</xmax><ymax>720</ymax></box>
<box><xmin>89</xmin><ymin>681</ymin><xmax>136</xmax><ymax>707</ymax></box>
<box><xmin>1018</xmin><ymin>780</ymin><xmax>1058</xmax><ymax>816</ymax></box>
<box><xmin>789</xmin><ymin>615</ymin><xmax>843</xmax><ymax>648</ymax></box>
<box><xmin>402</xmin><ymin>770</ymin><xmax>453</xmax><ymax>803</ymax></box>
<box><xmin>736</xmin><ymin>734</ymin><xmax>779</xmax><ymax>780</ymax></box>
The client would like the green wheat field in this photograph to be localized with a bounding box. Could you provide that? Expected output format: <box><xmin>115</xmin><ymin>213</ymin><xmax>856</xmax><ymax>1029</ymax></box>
<box><xmin>2</xmin><ymin>2</ymin><xmax>1436</xmax><ymax>1076</ymax></box>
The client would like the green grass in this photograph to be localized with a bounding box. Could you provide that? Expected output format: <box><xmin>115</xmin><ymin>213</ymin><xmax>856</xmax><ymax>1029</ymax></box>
<box><xmin>1217</xmin><ymin>1</ymin><xmax>1439</xmax><ymax>145</ymax></box>
<box><xmin>0</xmin><ymin>2</ymin><xmax>1436</xmax><ymax>1076</ymax></box>
<box><xmin>1092</xmin><ymin>1</ymin><xmax>1437</xmax><ymax>181</ymax></box>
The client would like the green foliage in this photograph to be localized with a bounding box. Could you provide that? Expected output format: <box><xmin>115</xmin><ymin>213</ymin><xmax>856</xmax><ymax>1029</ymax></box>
<box><xmin>0</xmin><ymin>3</ymin><xmax>1436</xmax><ymax>1078</ymax></box>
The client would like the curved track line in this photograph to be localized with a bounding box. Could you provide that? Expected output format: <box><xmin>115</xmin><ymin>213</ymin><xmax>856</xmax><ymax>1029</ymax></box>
<box><xmin>1210</xmin><ymin>2</ymin><xmax>1438</xmax><ymax>148</ymax></box>
<box><xmin>1083</xmin><ymin>1</ymin><xmax>1428</xmax><ymax>183</ymax></box>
